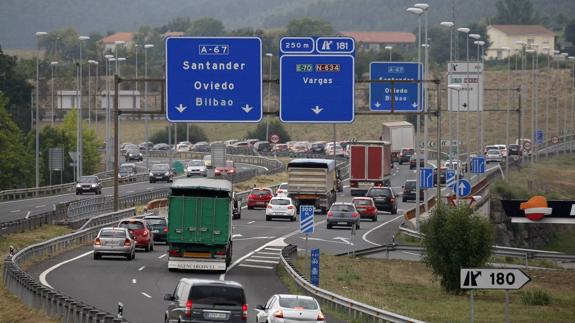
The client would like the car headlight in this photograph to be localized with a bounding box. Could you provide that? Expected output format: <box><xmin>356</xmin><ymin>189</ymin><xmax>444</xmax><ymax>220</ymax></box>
<box><xmin>129</xmin><ymin>153</ymin><xmax>133</xmax><ymax>156</ymax></box>
<box><xmin>164</xmin><ymin>172</ymin><xmax>170</xmax><ymax>176</ymax></box>
<box><xmin>91</xmin><ymin>184</ymin><xmax>97</xmax><ymax>187</ymax></box>
<box><xmin>149</xmin><ymin>172</ymin><xmax>153</xmax><ymax>176</ymax></box>
<box><xmin>76</xmin><ymin>184</ymin><xmax>81</xmax><ymax>188</ymax></box>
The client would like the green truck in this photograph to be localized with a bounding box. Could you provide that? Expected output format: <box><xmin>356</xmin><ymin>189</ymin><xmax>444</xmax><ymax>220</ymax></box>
<box><xmin>167</xmin><ymin>178</ymin><xmax>233</xmax><ymax>272</ymax></box>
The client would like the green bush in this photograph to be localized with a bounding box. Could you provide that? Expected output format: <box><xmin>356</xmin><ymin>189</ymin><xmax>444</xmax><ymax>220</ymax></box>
<box><xmin>421</xmin><ymin>203</ymin><xmax>495</xmax><ymax>294</ymax></box>
<box><xmin>492</xmin><ymin>179</ymin><xmax>530</xmax><ymax>200</ymax></box>
<box><xmin>521</xmin><ymin>289</ymin><xmax>551</xmax><ymax>306</ymax></box>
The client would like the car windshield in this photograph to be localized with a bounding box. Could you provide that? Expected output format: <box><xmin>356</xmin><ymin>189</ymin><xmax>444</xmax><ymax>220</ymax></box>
<box><xmin>204</xmin><ymin>156</ymin><xmax>211</xmax><ymax>161</ymax></box>
<box><xmin>190</xmin><ymin>286</ymin><xmax>244</xmax><ymax>306</ymax></box>
<box><xmin>279</xmin><ymin>297</ymin><xmax>319</xmax><ymax>310</ymax></box>
<box><xmin>79</xmin><ymin>176</ymin><xmax>98</xmax><ymax>183</ymax></box>
<box><xmin>99</xmin><ymin>229</ymin><xmax>126</xmax><ymax>238</ymax></box>
<box><xmin>405</xmin><ymin>181</ymin><xmax>416</xmax><ymax>189</ymax></box>
<box><xmin>251</xmin><ymin>189</ymin><xmax>270</xmax><ymax>195</ymax></box>
<box><xmin>368</xmin><ymin>188</ymin><xmax>391</xmax><ymax>196</ymax></box>
<box><xmin>330</xmin><ymin>204</ymin><xmax>355</xmax><ymax>212</ymax></box>
<box><xmin>278</xmin><ymin>184</ymin><xmax>288</xmax><ymax>190</ymax></box>
<box><xmin>225</xmin><ymin>161</ymin><xmax>234</xmax><ymax>167</ymax></box>
<box><xmin>127</xmin><ymin>149</ymin><xmax>139</xmax><ymax>154</ymax></box>
<box><xmin>151</xmin><ymin>164</ymin><xmax>169</xmax><ymax>171</ymax></box>
<box><xmin>118</xmin><ymin>221</ymin><xmax>144</xmax><ymax>230</ymax></box>
<box><xmin>270</xmin><ymin>199</ymin><xmax>290</xmax><ymax>205</ymax></box>
<box><xmin>145</xmin><ymin>218</ymin><xmax>166</xmax><ymax>226</ymax></box>
<box><xmin>188</xmin><ymin>160</ymin><xmax>203</xmax><ymax>166</ymax></box>
<box><xmin>353</xmin><ymin>199</ymin><xmax>372</xmax><ymax>206</ymax></box>
<box><xmin>487</xmin><ymin>150</ymin><xmax>499</xmax><ymax>154</ymax></box>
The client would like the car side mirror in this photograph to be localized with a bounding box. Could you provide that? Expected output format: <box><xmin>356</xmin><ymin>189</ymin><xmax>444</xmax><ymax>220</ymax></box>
<box><xmin>163</xmin><ymin>294</ymin><xmax>174</xmax><ymax>301</ymax></box>
<box><xmin>255</xmin><ymin>304</ymin><xmax>265</xmax><ymax>310</ymax></box>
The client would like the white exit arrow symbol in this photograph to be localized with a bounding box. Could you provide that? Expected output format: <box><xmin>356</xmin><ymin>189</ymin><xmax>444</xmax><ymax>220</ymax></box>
<box><xmin>175</xmin><ymin>104</ymin><xmax>187</xmax><ymax>113</ymax></box>
<box><xmin>311</xmin><ymin>106</ymin><xmax>323</xmax><ymax>114</ymax></box>
<box><xmin>242</xmin><ymin>104</ymin><xmax>253</xmax><ymax>113</ymax></box>
<box><xmin>374</xmin><ymin>101</ymin><xmax>381</xmax><ymax>108</ymax></box>
<box><xmin>412</xmin><ymin>102</ymin><xmax>418</xmax><ymax>109</ymax></box>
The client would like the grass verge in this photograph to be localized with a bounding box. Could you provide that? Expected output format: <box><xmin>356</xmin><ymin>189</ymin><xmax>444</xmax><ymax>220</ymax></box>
<box><xmin>285</xmin><ymin>254</ymin><xmax>575</xmax><ymax>322</ymax></box>
<box><xmin>233</xmin><ymin>172</ymin><xmax>287</xmax><ymax>192</ymax></box>
<box><xmin>0</xmin><ymin>225</ymin><xmax>73</xmax><ymax>323</ymax></box>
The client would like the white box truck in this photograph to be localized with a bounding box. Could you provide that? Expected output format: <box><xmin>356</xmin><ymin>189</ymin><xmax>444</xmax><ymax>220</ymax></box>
<box><xmin>381</xmin><ymin>121</ymin><xmax>415</xmax><ymax>162</ymax></box>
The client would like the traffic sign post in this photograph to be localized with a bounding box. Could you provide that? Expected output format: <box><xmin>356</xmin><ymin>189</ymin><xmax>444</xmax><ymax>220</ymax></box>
<box><xmin>310</xmin><ymin>248</ymin><xmax>320</xmax><ymax>287</ymax></box>
<box><xmin>280</xmin><ymin>37</ymin><xmax>355</xmax><ymax>123</ymax></box>
<box><xmin>447</xmin><ymin>62</ymin><xmax>484</xmax><ymax>112</ymax></box>
<box><xmin>456</xmin><ymin>178</ymin><xmax>472</xmax><ymax>197</ymax></box>
<box><xmin>270</xmin><ymin>134</ymin><xmax>280</xmax><ymax>143</ymax></box>
<box><xmin>551</xmin><ymin>136</ymin><xmax>559</xmax><ymax>144</ymax></box>
<box><xmin>369</xmin><ymin>62</ymin><xmax>424</xmax><ymax>112</ymax></box>
<box><xmin>535</xmin><ymin>129</ymin><xmax>544</xmax><ymax>145</ymax></box>
<box><xmin>471</xmin><ymin>156</ymin><xmax>486</xmax><ymax>174</ymax></box>
<box><xmin>420</xmin><ymin>167</ymin><xmax>434</xmax><ymax>189</ymax></box>
<box><xmin>165</xmin><ymin>37</ymin><xmax>262</xmax><ymax>122</ymax></box>
<box><xmin>523</xmin><ymin>141</ymin><xmax>532</xmax><ymax>152</ymax></box>
<box><xmin>300</xmin><ymin>205</ymin><xmax>314</xmax><ymax>271</ymax></box>
<box><xmin>461</xmin><ymin>268</ymin><xmax>531</xmax><ymax>323</ymax></box>
<box><xmin>446</xmin><ymin>169</ymin><xmax>457</xmax><ymax>190</ymax></box>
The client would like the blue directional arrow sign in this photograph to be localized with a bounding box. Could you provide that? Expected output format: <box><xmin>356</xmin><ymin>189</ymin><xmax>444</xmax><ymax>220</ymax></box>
<box><xmin>310</xmin><ymin>248</ymin><xmax>320</xmax><ymax>287</ymax></box>
<box><xmin>165</xmin><ymin>37</ymin><xmax>262</xmax><ymax>122</ymax></box>
<box><xmin>300</xmin><ymin>205</ymin><xmax>315</xmax><ymax>234</ymax></box>
<box><xmin>370</xmin><ymin>62</ymin><xmax>424</xmax><ymax>112</ymax></box>
<box><xmin>446</xmin><ymin>169</ymin><xmax>457</xmax><ymax>190</ymax></box>
<box><xmin>535</xmin><ymin>129</ymin><xmax>544</xmax><ymax>145</ymax></box>
<box><xmin>280</xmin><ymin>55</ymin><xmax>354</xmax><ymax>123</ymax></box>
<box><xmin>420</xmin><ymin>167</ymin><xmax>434</xmax><ymax>189</ymax></box>
<box><xmin>471</xmin><ymin>156</ymin><xmax>486</xmax><ymax>174</ymax></box>
<box><xmin>456</xmin><ymin>178</ymin><xmax>472</xmax><ymax>197</ymax></box>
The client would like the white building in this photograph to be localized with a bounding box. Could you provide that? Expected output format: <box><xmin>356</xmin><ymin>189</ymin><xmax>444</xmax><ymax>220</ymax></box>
<box><xmin>99</xmin><ymin>90</ymin><xmax>141</xmax><ymax>111</ymax></box>
<box><xmin>486</xmin><ymin>25</ymin><xmax>555</xmax><ymax>59</ymax></box>
<box><xmin>56</xmin><ymin>90</ymin><xmax>80</xmax><ymax>110</ymax></box>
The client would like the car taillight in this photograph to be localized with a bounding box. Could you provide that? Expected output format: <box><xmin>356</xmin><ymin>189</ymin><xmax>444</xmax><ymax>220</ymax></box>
<box><xmin>317</xmin><ymin>311</ymin><xmax>325</xmax><ymax>321</ymax></box>
<box><xmin>169</xmin><ymin>249</ymin><xmax>180</xmax><ymax>256</ymax></box>
<box><xmin>143</xmin><ymin>230</ymin><xmax>148</xmax><ymax>236</ymax></box>
<box><xmin>368</xmin><ymin>206</ymin><xmax>376</xmax><ymax>213</ymax></box>
<box><xmin>287</xmin><ymin>205</ymin><xmax>294</xmax><ymax>209</ymax></box>
<box><xmin>352</xmin><ymin>212</ymin><xmax>359</xmax><ymax>218</ymax></box>
<box><xmin>94</xmin><ymin>238</ymin><xmax>101</xmax><ymax>245</ymax></box>
<box><xmin>242</xmin><ymin>304</ymin><xmax>248</xmax><ymax>320</ymax></box>
<box><xmin>228</xmin><ymin>169</ymin><xmax>235</xmax><ymax>174</ymax></box>
<box><xmin>327</xmin><ymin>211</ymin><xmax>333</xmax><ymax>217</ymax></box>
<box><xmin>389</xmin><ymin>198</ymin><xmax>395</xmax><ymax>203</ymax></box>
<box><xmin>124</xmin><ymin>238</ymin><xmax>131</xmax><ymax>246</ymax></box>
<box><xmin>350</xmin><ymin>181</ymin><xmax>358</xmax><ymax>188</ymax></box>
<box><xmin>274</xmin><ymin>309</ymin><xmax>284</xmax><ymax>318</ymax></box>
<box><xmin>267</xmin><ymin>204</ymin><xmax>273</xmax><ymax>209</ymax></box>
<box><xmin>163</xmin><ymin>227</ymin><xmax>168</xmax><ymax>233</ymax></box>
<box><xmin>185</xmin><ymin>299</ymin><xmax>192</xmax><ymax>318</ymax></box>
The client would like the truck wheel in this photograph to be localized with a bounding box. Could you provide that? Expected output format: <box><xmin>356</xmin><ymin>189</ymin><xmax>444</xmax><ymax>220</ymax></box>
<box><xmin>168</xmin><ymin>267</ymin><xmax>177</xmax><ymax>272</ymax></box>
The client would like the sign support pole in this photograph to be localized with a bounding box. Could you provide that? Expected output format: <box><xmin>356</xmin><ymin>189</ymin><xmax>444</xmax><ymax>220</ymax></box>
<box><xmin>470</xmin><ymin>290</ymin><xmax>475</xmax><ymax>323</ymax></box>
<box><xmin>305</xmin><ymin>234</ymin><xmax>309</xmax><ymax>273</ymax></box>
<box><xmin>504</xmin><ymin>289</ymin><xmax>510</xmax><ymax>323</ymax></box>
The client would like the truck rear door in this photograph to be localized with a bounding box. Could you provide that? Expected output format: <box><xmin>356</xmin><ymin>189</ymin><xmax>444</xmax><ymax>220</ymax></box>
<box><xmin>350</xmin><ymin>145</ymin><xmax>366</xmax><ymax>180</ymax></box>
<box><xmin>169</xmin><ymin>196</ymin><xmax>229</xmax><ymax>245</ymax></box>
<box><xmin>367</xmin><ymin>146</ymin><xmax>383</xmax><ymax>180</ymax></box>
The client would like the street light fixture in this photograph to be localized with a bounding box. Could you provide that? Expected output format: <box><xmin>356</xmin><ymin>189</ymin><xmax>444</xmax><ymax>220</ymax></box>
<box><xmin>440</xmin><ymin>21</ymin><xmax>455</xmax><ymax>158</ymax></box>
<box><xmin>35</xmin><ymin>31</ymin><xmax>48</xmax><ymax>188</ymax></box>
<box><xmin>144</xmin><ymin>44</ymin><xmax>154</xmax><ymax>169</ymax></box>
<box><xmin>384</xmin><ymin>45</ymin><xmax>393</xmax><ymax>61</ymax></box>
<box><xmin>265</xmin><ymin>53</ymin><xmax>273</xmax><ymax>142</ymax></box>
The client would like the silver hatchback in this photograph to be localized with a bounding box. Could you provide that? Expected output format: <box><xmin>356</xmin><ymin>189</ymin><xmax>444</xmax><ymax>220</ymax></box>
<box><xmin>93</xmin><ymin>227</ymin><xmax>136</xmax><ymax>260</ymax></box>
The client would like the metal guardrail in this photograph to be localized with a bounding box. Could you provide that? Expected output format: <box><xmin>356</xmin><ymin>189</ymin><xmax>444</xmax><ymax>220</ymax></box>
<box><xmin>3</xmin><ymin>208</ymin><xmax>136</xmax><ymax>323</ymax></box>
<box><xmin>280</xmin><ymin>245</ymin><xmax>424</xmax><ymax>323</ymax></box>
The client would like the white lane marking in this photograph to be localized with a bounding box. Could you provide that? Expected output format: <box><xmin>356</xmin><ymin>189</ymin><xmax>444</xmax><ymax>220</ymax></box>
<box><xmin>10</xmin><ymin>210</ymin><xmax>20</xmax><ymax>213</ymax></box>
<box><xmin>141</xmin><ymin>292</ymin><xmax>152</xmax><ymax>298</ymax></box>
<box><xmin>238</xmin><ymin>264</ymin><xmax>274</xmax><ymax>270</ymax></box>
<box><xmin>138</xmin><ymin>266</ymin><xmax>146</xmax><ymax>271</ymax></box>
<box><xmin>247</xmin><ymin>221</ymin><xmax>255</xmax><ymax>224</ymax></box>
<box><xmin>362</xmin><ymin>214</ymin><xmax>404</xmax><ymax>247</ymax></box>
<box><xmin>35</xmin><ymin>205</ymin><xmax>46</xmax><ymax>208</ymax></box>
<box><xmin>25</xmin><ymin>211</ymin><xmax>31</xmax><ymax>219</ymax></box>
<box><xmin>251</xmin><ymin>255</ymin><xmax>280</xmax><ymax>260</ymax></box>
<box><xmin>333</xmin><ymin>237</ymin><xmax>352</xmax><ymax>245</ymax></box>
<box><xmin>299</xmin><ymin>237</ymin><xmax>349</xmax><ymax>245</ymax></box>
<box><xmin>126</xmin><ymin>190</ymin><xmax>135</xmax><ymax>193</ymax></box>
<box><xmin>402</xmin><ymin>251</ymin><xmax>421</xmax><ymax>257</ymax></box>
<box><xmin>158</xmin><ymin>254</ymin><xmax>167</xmax><ymax>259</ymax></box>
<box><xmin>244</xmin><ymin>259</ymin><xmax>279</xmax><ymax>264</ymax></box>
<box><xmin>132</xmin><ymin>279</ymin><xmax>137</xmax><ymax>284</ymax></box>
<box><xmin>254</xmin><ymin>251</ymin><xmax>281</xmax><ymax>256</ymax></box>
<box><xmin>220</xmin><ymin>219</ymin><xmax>326</xmax><ymax>280</ymax></box>
<box><xmin>232</xmin><ymin>234</ymin><xmax>243</xmax><ymax>238</ymax></box>
<box><xmin>39</xmin><ymin>251</ymin><xmax>94</xmax><ymax>289</ymax></box>
<box><xmin>263</xmin><ymin>247</ymin><xmax>283</xmax><ymax>251</ymax></box>
<box><xmin>233</xmin><ymin>236</ymin><xmax>275</xmax><ymax>241</ymax></box>
<box><xmin>146</xmin><ymin>187</ymin><xmax>153</xmax><ymax>190</ymax></box>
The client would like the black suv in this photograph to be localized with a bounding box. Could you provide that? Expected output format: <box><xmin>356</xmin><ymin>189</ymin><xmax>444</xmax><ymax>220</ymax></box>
<box><xmin>365</xmin><ymin>186</ymin><xmax>398</xmax><ymax>214</ymax></box>
<box><xmin>164</xmin><ymin>279</ymin><xmax>247</xmax><ymax>323</ymax></box>
<box><xmin>149</xmin><ymin>164</ymin><xmax>174</xmax><ymax>183</ymax></box>
<box><xmin>507</xmin><ymin>144</ymin><xmax>521</xmax><ymax>156</ymax></box>
<box><xmin>402</xmin><ymin>179</ymin><xmax>424</xmax><ymax>202</ymax></box>
<box><xmin>143</xmin><ymin>216</ymin><xmax>168</xmax><ymax>243</ymax></box>
<box><xmin>125</xmin><ymin>148</ymin><xmax>143</xmax><ymax>162</ymax></box>
<box><xmin>75</xmin><ymin>176</ymin><xmax>102</xmax><ymax>195</ymax></box>
<box><xmin>409</xmin><ymin>155</ymin><xmax>425</xmax><ymax>170</ymax></box>
<box><xmin>399</xmin><ymin>148</ymin><xmax>415</xmax><ymax>164</ymax></box>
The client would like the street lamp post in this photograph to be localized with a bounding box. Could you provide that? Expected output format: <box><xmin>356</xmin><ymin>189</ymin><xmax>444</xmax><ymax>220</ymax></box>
<box><xmin>265</xmin><ymin>53</ymin><xmax>273</xmax><ymax>142</ymax></box>
<box><xmin>569</xmin><ymin>56</ymin><xmax>575</xmax><ymax>153</ymax></box>
<box><xmin>50</xmin><ymin>61</ymin><xmax>58</xmax><ymax>126</ymax></box>
<box><xmin>116</xmin><ymin>57</ymin><xmax>126</xmax><ymax>145</ymax></box>
<box><xmin>384</xmin><ymin>45</ymin><xmax>393</xmax><ymax>61</ymax></box>
<box><xmin>35</xmin><ymin>31</ymin><xmax>48</xmax><ymax>187</ymax></box>
<box><xmin>448</xmin><ymin>84</ymin><xmax>463</xmax><ymax>204</ymax></box>
<box><xmin>526</xmin><ymin>48</ymin><xmax>536</xmax><ymax>164</ymax></box>
<box><xmin>407</xmin><ymin>6</ymin><xmax>423</xmax><ymax>231</ymax></box>
<box><xmin>457</xmin><ymin>27</ymin><xmax>470</xmax><ymax>177</ymax></box>
<box><xmin>542</xmin><ymin>47</ymin><xmax>551</xmax><ymax>159</ymax></box>
<box><xmin>440</xmin><ymin>21</ymin><xmax>455</xmax><ymax>159</ymax></box>
<box><xmin>105</xmin><ymin>55</ymin><xmax>114</xmax><ymax>170</ymax></box>
<box><xmin>144</xmin><ymin>44</ymin><xmax>154</xmax><ymax>169</ymax></box>
<box><xmin>502</xmin><ymin>47</ymin><xmax>512</xmax><ymax>179</ymax></box>
<box><xmin>77</xmin><ymin>35</ymin><xmax>90</xmax><ymax>180</ymax></box>
<box><xmin>88</xmin><ymin>60</ymin><xmax>98</xmax><ymax>128</ymax></box>
<box><xmin>471</xmin><ymin>37</ymin><xmax>484</xmax><ymax>155</ymax></box>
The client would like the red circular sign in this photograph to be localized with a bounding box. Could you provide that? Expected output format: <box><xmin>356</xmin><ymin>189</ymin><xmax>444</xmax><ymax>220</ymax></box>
<box><xmin>270</xmin><ymin>134</ymin><xmax>280</xmax><ymax>143</ymax></box>
<box><xmin>523</xmin><ymin>141</ymin><xmax>532</xmax><ymax>151</ymax></box>
<box><xmin>551</xmin><ymin>136</ymin><xmax>559</xmax><ymax>144</ymax></box>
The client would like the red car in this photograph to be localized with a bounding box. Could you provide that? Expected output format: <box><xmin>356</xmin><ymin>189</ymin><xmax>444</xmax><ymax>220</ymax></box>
<box><xmin>214</xmin><ymin>160</ymin><xmax>236</xmax><ymax>176</ymax></box>
<box><xmin>247</xmin><ymin>187</ymin><xmax>274</xmax><ymax>209</ymax></box>
<box><xmin>117</xmin><ymin>219</ymin><xmax>154</xmax><ymax>252</ymax></box>
<box><xmin>352</xmin><ymin>197</ymin><xmax>378</xmax><ymax>221</ymax></box>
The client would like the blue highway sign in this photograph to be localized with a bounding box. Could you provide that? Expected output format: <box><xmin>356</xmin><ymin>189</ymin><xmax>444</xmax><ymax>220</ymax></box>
<box><xmin>280</xmin><ymin>37</ymin><xmax>314</xmax><ymax>54</ymax></box>
<box><xmin>300</xmin><ymin>205</ymin><xmax>315</xmax><ymax>234</ymax></box>
<box><xmin>446</xmin><ymin>169</ymin><xmax>457</xmax><ymax>189</ymax></box>
<box><xmin>165</xmin><ymin>37</ymin><xmax>262</xmax><ymax>122</ymax></box>
<box><xmin>456</xmin><ymin>178</ymin><xmax>472</xmax><ymax>197</ymax></box>
<box><xmin>310</xmin><ymin>248</ymin><xmax>320</xmax><ymax>287</ymax></box>
<box><xmin>316</xmin><ymin>37</ymin><xmax>355</xmax><ymax>54</ymax></box>
<box><xmin>420</xmin><ymin>167</ymin><xmax>434</xmax><ymax>189</ymax></box>
<box><xmin>536</xmin><ymin>129</ymin><xmax>544</xmax><ymax>145</ymax></box>
<box><xmin>280</xmin><ymin>55</ymin><xmax>354</xmax><ymax>123</ymax></box>
<box><xmin>471</xmin><ymin>156</ymin><xmax>486</xmax><ymax>174</ymax></box>
<box><xmin>370</xmin><ymin>62</ymin><xmax>423</xmax><ymax>112</ymax></box>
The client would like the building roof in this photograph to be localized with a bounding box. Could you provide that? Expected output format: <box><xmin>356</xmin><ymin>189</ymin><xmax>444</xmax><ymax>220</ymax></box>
<box><xmin>163</xmin><ymin>31</ymin><xmax>185</xmax><ymax>37</ymax></box>
<box><xmin>101</xmin><ymin>32</ymin><xmax>134</xmax><ymax>44</ymax></box>
<box><xmin>339</xmin><ymin>31</ymin><xmax>416</xmax><ymax>44</ymax></box>
<box><xmin>489</xmin><ymin>25</ymin><xmax>554</xmax><ymax>36</ymax></box>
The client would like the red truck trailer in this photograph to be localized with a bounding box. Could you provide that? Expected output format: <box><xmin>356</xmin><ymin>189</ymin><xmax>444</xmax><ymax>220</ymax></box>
<box><xmin>349</xmin><ymin>141</ymin><xmax>392</xmax><ymax>196</ymax></box>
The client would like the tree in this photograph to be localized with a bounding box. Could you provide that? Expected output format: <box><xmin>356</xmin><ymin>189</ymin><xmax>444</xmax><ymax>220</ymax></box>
<box><xmin>0</xmin><ymin>93</ymin><xmax>34</xmax><ymax>189</ymax></box>
<box><xmin>421</xmin><ymin>203</ymin><xmax>494</xmax><ymax>294</ymax></box>
<box><xmin>285</xmin><ymin>18</ymin><xmax>334</xmax><ymax>37</ymax></box>
<box><xmin>246</xmin><ymin>120</ymin><xmax>291</xmax><ymax>142</ymax></box>
<box><xmin>491</xmin><ymin>0</ymin><xmax>540</xmax><ymax>25</ymax></box>
<box><xmin>60</xmin><ymin>109</ymin><xmax>101</xmax><ymax>176</ymax></box>
<box><xmin>565</xmin><ymin>19</ymin><xmax>575</xmax><ymax>46</ymax></box>
<box><xmin>0</xmin><ymin>47</ymin><xmax>33</xmax><ymax>133</ymax></box>
<box><xmin>150</xmin><ymin>124</ymin><xmax>208</xmax><ymax>144</ymax></box>
<box><xmin>186</xmin><ymin>17</ymin><xmax>225</xmax><ymax>36</ymax></box>
<box><xmin>160</xmin><ymin>17</ymin><xmax>192</xmax><ymax>34</ymax></box>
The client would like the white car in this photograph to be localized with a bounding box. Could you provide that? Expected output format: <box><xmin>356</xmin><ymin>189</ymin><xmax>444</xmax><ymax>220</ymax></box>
<box><xmin>266</xmin><ymin>197</ymin><xmax>296</xmax><ymax>221</ymax></box>
<box><xmin>256</xmin><ymin>294</ymin><xmax>325</xmax><ymax>323</ymax></box>
<box><xmin>185</xmin><ymin>159</ymin><xmax>207</xmax><ymax>177</ymax></box>
<box><xmin>485</xmin><ymin>149</ymin><xmax>503</xmax><ymax>163</ymax></box>
<box><xmin>176</xmin><ymin>142</ymin><xmax>191</xmax><ymax>152</ymax></box>
<box><xmin>275</xmin><ymin>183</ymin><xmax>288</xmax><ymax>197</ymax></box>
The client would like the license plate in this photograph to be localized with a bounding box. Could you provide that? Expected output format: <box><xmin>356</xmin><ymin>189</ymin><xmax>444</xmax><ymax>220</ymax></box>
<box><xmin>82</xmin><ymin>187</ymin><xmax>90</xmax><ymax>190</ymax></box>
<box><xmin>205</xmin><ymin>312</ymin><xmax>228</xmax><ymax>320</ymax></box>
<box><xmin>155</xmin><ymin>176</ymin><xmax>163</xmax><ymax>179</ymax></box>
<box><xmin>152</xmin><ymin>230</ymin><xmax>159</xmax><ymax>233</ymax></box>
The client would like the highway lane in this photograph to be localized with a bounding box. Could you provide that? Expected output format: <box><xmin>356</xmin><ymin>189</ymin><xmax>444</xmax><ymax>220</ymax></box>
<box><xmin>0</xmin><ymin>160</ymin><xmax>258</xmax><ymax>223</ymax></box>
